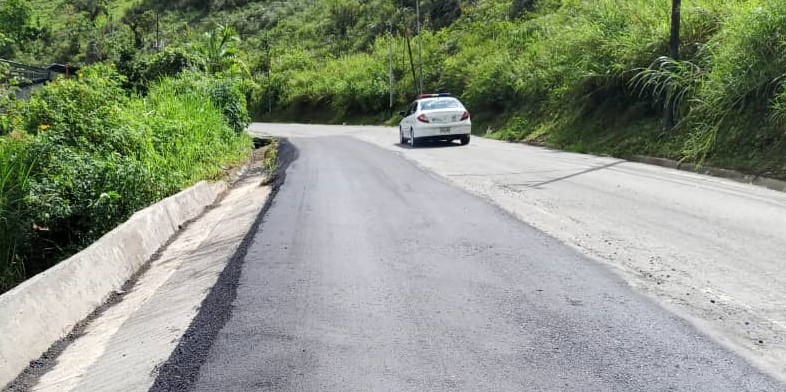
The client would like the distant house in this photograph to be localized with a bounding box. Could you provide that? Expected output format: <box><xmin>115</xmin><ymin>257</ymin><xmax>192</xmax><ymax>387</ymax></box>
<box><xmin>46</xmin><ymin>63</ymin><xmax>80</xmax><ymax>79</ymax></box>
<box><xmin>1</xmin><ymin>59</ymin><xmax>80</xmax><ymax>99</ymax></box>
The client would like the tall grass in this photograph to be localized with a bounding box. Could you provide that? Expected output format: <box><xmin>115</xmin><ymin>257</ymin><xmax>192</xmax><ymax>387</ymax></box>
<box><xmin>623</xmin><ymin>0</ymin><xmax>786</xmax><ymax>163</ymax></box>
<box><xmin>631</xmin><ymin>56</ymin><xmax>703</xmax><ymax>125</ymax></box>
<box><xmin>0</xmin><ymin>138</ymin><xmax>32</xmax><ymax>290</ymax></box>
<box><xmin>129</xmin><ymin>74</ymin><xmax>252</xmax><ymax>191</ymax></box>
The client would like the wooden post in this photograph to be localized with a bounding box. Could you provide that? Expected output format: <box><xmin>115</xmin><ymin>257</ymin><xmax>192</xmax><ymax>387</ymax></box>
<box><xmin>389</xmin><ymin>23</ymin><xmax>395</xmax><ymax>117</ymax></box>
<box><xmin>665</xmin><ymin>0</ymin><xmax>681</xmax><ymax>130</ymax></box>
<box><xmin>669</xmin><ymin>0</ymin><xmax>681</xmax><ymax>60</ymax></box>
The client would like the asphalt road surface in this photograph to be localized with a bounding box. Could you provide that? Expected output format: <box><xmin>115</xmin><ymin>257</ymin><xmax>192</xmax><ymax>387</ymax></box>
<box><xmin>250</xmin><ymin>123</ymin><xmax>786</xmax><ymax>378</ymax></box>
<box><xmin>153</xmin><ymin>133</ymin><xmax>782</xmax><ymax>391</ymax></box>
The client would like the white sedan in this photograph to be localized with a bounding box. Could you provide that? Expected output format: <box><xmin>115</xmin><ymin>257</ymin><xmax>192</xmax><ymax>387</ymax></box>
<box><xmin>398</xmin><ymin>94</ymin><xmax>471</xmax><ymax>147</ymax></box>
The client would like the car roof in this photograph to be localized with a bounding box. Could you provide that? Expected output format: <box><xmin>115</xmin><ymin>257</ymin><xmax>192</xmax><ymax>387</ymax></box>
<box><xmin>417</xmin><ymin>97</ymin><xmax>459</xmax><ymax>102</ymax></box>
<box><xmin>417</xmin><ymin>98</ymin><xmax>464</xmax><ymax>108</ymax></box>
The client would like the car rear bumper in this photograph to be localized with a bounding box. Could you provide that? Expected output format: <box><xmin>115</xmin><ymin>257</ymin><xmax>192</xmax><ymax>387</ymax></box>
<box><xmin>413</xmin><ymin>123</ymin><xmax>471</xmax><ymax>139</ymax></box>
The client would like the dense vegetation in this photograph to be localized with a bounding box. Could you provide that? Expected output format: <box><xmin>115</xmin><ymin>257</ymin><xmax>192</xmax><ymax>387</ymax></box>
<box><xmin>0</xmin><ymin>7</ymin><xmax>252</xmax><ymax>291</ymax></box>
<box><xmin>2</xmin><ymin>0</ymin><xmax>786</xmax><ymax>288</ymax></box>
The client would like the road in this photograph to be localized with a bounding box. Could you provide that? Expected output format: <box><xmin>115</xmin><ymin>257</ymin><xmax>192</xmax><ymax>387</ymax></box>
<box><xmin>254</xmin><ymin>123</ymin><xmax>786</xmax><ymax>379</ymax></box>
<box><xmin>152</xmin><ymin>126</ymin><xmax>783</xmax><ymax>391</ymax></box>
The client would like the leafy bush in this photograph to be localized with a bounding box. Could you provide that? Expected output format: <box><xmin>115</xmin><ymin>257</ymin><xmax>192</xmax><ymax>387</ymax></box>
<box><xmin>20</xmin><ymin>65</ymin><xmax>137</xmax><ymax>153</ymax></box>
<box><xmin>208</xmin><ymin>78</ymin><xmax>252</xmax><ymax>132</ymax></box>
<box><xmin>23</xmin><ymin>145</ymin><xmax>160</xmax><ymax>268</ymax></box>
<box><xmin>121</xmin><ymin>47</ymin><xmax>207</xmax><ymax>90</ymax></box>
<box><xmin>0</xmin><ymin>0</ymin><xmax>36</xmax><ymax>56</ymax></box>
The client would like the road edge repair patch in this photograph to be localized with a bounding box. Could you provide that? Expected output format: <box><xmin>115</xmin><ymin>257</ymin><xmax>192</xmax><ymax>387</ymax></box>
<box><xmin>148</xmin><ymin>139</ymin><xmax>297</xmax><ymax>392</ymax></box>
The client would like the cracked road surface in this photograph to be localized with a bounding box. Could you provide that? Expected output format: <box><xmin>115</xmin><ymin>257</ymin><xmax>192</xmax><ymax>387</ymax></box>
<box><xmin>154</xmin><ymin>132</ymin><xmax>782</xmax><ymax>391</ymax></box>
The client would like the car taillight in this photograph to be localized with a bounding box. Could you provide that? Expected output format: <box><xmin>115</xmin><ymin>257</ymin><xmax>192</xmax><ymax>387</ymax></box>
<box><xmin>417</xmin><ymin>114</ymin><xmax>430</xmax><ymax>123</ymax></box>
<box><xmin>460</xmin><ymin>111</ymin><xmax>470</xmax><ymax>121</ymax></box>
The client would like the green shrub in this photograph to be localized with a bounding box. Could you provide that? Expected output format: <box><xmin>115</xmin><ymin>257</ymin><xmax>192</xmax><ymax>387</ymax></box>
<box><xmin>208</xmin><ymin>78</ymin><xmax>252</xmax><ymax>133</ymax></box>
<box><xmin>121</xmin><ymin>46</ymin><xmax>207</xmax><ymax>90</ymax></box>
<box><xmin>23</xmin><ymin>145</ymin><xmax>160</xmax><ymax>267</ymax></box>
<box><xmin>19</xmin><ymin>64</ymin><xmax>139</xmax><ymax>154</ymax></box>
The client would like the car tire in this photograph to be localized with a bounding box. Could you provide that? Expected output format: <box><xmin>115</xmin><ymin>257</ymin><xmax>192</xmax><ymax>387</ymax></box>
<box><xmin>399</xmin><ymin>127</ymin><xmax>407</xmax><ymax>144</ymax></box>
<box><xmin>459</xmin><ymin>135</ymin><xmax>470</xmax><ymax>145</ymax></box>
<box><xmin>410</xmin><ymin>128</ymin><xmax>418</xmax><ymax>148</ymax></box>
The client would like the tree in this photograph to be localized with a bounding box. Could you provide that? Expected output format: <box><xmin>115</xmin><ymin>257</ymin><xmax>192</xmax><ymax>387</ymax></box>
<box><xmin>200</xmin><ymin>24</ymin><xmax>245</xmax><ymax>75</ymax></box>
<box><xmin>509</xmin><ymin>0</ymin><xmax>535</xmax><ymax>19</ymax></box>
<box><xmin>427</xmin><ymin>0</ymin><xmax>461</xmax><ymax>30</ymax></box>
<box><xmin>122</xmin><ymin>6</ymin><xmax>156</xmax><ymax>49</ymax></box>
<box><xmin>327</xmin><ymin>0</ymin><xmax>357</xmax><ymax>39</ymax></box>
<box><xmin>70</xmin><ymin>0</ymin><xmax>109</xmax><ymax>26</ymax></box>
<box><xmin>0</xmin><ymin>0</ymin><xmax>33</xmax><ymax>44</ymax></box>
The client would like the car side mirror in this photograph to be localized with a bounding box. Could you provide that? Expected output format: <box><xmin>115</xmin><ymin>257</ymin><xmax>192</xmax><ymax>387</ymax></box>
<box><xmin>398</xmin><ymin>111</ymin><xmax>406</xmax><ymax>117</ymax></box>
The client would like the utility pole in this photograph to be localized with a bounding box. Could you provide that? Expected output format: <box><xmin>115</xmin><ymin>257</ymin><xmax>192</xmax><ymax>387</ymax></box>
<box><xmin>415</xmin><ymin>0</ymin><xmax>423</xmax><ymax>94</ymax></box>
<box><xmin>106</xmin><ymin>0</ymin><xmax>113</xmax><ymax>35</ymax></box>
<box><xmin>388</xmin><ymin>23</ymin><xmax>395</xmax><ymax>117</ymax></box>
<box><xmin>265</xmin><ymin>36</ymin><xmax>272</xmax><ymax>115</ymax></box>
<box><xmin>665</xmin><ymin>0</ymin><xmax>681</xmax><ymax>130</ymax></box>
<box><xmin>154</xmin><ymin>12</ymin><xmax>161</xmax><ymax>51</ymax></box>
<box><xmin>406</xmin><ymin>33</ymin><xmax>417</xmax><ymax>97</ymax></box>
<box><xmin>669</xmin><ymin>0</ymin><xmax>681</xmax><ymax>60</ymax></box>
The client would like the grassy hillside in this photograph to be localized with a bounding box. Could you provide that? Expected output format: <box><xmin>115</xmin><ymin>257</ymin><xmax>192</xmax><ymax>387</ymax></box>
<box><xmin>73</xmin><ymin>0</ymin><xmax>779</xmax><ymax>179</ymax></box>
<box><xmin>241</xmin><ymin>0</ymin><xmax>784</xmax><ymax>179</ymax></box>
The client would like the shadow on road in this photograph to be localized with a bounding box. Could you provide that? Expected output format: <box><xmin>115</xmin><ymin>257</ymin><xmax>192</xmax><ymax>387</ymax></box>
<box><xmin>504</xmin><ymin>160</ymin><xmax>625</xmax><ymax>189</ymax></box>
<box><xmin>394</xmin><ymin>140</ymin><xmax>466</xmax><ymax>149</ymax></box>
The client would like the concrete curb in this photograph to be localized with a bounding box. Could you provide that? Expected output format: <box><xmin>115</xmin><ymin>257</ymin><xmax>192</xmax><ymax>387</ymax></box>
<box><xmin>629</xmin><ymin>155</ymin><xmax>786</xmax><ymax>193</ymax></box>
<box><xmin>0</xmin><ymin>180</ymin><xmax>228</xmax><ymax>389</ymax></box>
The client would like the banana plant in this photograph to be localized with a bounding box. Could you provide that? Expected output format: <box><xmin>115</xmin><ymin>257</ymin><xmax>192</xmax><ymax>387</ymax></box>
<box><xmin>201</xmin><ymin>24</ymin><xmax>247</xmax><ymax>76</ymax></box>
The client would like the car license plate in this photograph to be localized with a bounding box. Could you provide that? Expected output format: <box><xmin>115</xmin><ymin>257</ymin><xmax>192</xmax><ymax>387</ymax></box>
<box><xmin>439</xmin><ymin>127</ymin><xmax>450</xmax><ymax>134</ymax></box>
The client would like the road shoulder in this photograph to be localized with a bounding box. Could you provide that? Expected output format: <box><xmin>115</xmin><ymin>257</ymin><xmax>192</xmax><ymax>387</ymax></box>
<box><xmin>3</xmin><ymin>165</ymin><xmax>274</xmax><ymax>392</ymax></box>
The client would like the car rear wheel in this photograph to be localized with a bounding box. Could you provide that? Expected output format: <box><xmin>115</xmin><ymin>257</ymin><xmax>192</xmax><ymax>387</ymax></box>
<box><xmin>459</xmin><ymin>135</ymin><xmax>470</xmax><ymax>145</ymax></box>
<box><xmin>399</xmin><ymin>127</ymin><xmax>407</xmax><ymax>144</ymax></box>
<box><xmin>410</xmin><ymin>128</ymin><xmax>418</xmax><ymax>148</ymax></box>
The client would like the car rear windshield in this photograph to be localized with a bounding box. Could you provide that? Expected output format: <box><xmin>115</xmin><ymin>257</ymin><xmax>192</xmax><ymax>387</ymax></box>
<box><xmin>420</xmin><ymin>98</ymin><xmax>463</xmax><ymax>111</ymax></box>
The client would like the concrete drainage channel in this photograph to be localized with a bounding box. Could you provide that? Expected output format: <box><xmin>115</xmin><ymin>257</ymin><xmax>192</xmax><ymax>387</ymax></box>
<box><xmin>0</xmin><ymin>137</ymin><xmax>286</xmax><ymax>392</ymax></box>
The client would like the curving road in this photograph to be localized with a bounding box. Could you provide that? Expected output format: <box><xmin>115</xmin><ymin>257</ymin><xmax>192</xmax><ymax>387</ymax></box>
<box><xmin>152</xmin><ymin>128</ymin><xmax>783</xmax><ymax>391</ymax></box>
